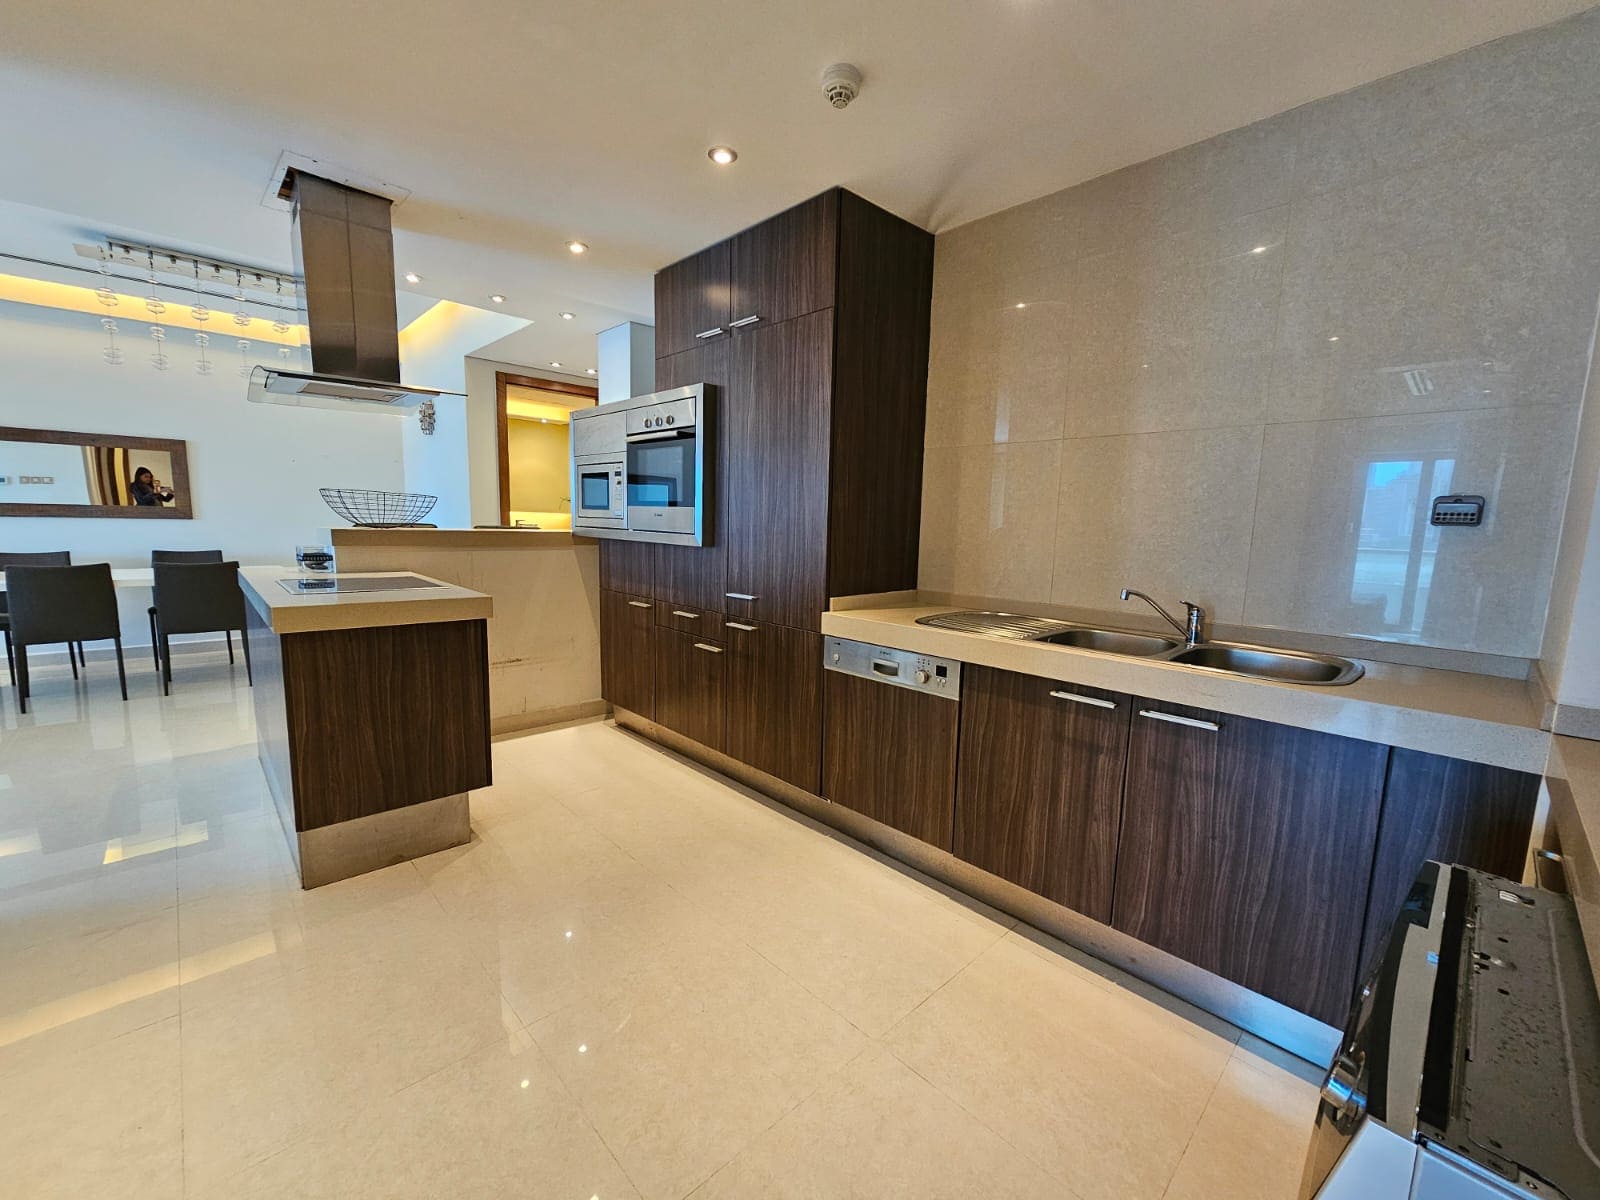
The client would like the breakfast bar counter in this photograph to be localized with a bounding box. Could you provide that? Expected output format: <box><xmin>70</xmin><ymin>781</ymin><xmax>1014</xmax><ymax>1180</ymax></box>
<box><xmin>239</xmin><ymin>568</ymin><xmax>494</xmax><ymax>887</ymax></box>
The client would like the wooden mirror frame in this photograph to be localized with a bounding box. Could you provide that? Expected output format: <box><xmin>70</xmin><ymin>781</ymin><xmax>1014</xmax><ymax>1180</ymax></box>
<box><xmin>0</xmin><ymin>426</ymin><xmax>194</xmax><ymax>519</ymax></box>
<box><xmin>495</xmin><ymin>372</ymin><xmax>598</xmax><ymax>525</ymax></box>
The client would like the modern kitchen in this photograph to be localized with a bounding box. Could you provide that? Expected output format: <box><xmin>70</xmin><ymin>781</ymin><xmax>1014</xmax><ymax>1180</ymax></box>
<box><xmin>3</xmin><ymin>5</ymin><xmax>1600</xmax><ymax>1199</ymax></box>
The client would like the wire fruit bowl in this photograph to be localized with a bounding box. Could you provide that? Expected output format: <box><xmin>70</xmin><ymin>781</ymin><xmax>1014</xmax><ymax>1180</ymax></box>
<box><xmin>320</xmin><ymin>488</ymin><xmax>438</xmax><ymax>528</ymax></box>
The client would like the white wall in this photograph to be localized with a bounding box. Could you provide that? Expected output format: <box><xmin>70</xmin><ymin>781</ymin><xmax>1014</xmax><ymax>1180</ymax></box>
<box><xmin>0</xmin><ymin>299</ymin><xmax>406</xmax><ymax>644</ymax></box>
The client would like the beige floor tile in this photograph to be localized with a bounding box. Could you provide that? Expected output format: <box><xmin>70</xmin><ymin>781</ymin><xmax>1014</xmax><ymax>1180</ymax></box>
<box><xmin>884</xmin><ymin>934</ymin><xmax>1236</xmax><ymax>1199</ymax></box>
<box><xmin>1163</xmin><ymin>1052</ymin><xmax>1321</xmax><ymax>1200</ymax></box>
<box><xmin>0</xmin><ymin>1015</ymin><xmax>182</xmax><ymax>1200</ymax></box>
<box><xmin>529</xmin><ymin>935</ymin><xmax>870</xmax><ymax>1200</ymax></box>
<box><xmin>193</xmin><ymin>1029</ymin><xmax>639</xmax><ymax>1200</ymax></box>
<box><xmin>692</xmin><ymin>1044</ymin><xmax>1073</xmax><ymax>1199</ymax></box>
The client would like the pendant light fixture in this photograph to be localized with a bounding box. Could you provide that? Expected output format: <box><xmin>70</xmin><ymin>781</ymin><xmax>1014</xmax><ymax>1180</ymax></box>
<box><xmin>189</xmin><ymin>263</ymin><xmax>211</xmax><ymax>324</ymax></box>
<box><xmin>193</xmin><ymin>331</ymin><xmax>213</xmax><ymax>376</ymax></box>
<box><xmin>101</xmin><ymin>318</ymin><xmax>123</xmax><ymax>366</ymax></box>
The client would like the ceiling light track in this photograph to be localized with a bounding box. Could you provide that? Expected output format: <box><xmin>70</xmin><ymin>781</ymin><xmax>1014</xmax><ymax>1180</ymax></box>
<box><xmin>0</xmin><ymin>251</ymin><xmax>303</xmax><ymax>313</ymax></box>
<box><xmin>73</xmin><ymin>240</ymin><xmax>296</xmax><ymax>300</ymax></box>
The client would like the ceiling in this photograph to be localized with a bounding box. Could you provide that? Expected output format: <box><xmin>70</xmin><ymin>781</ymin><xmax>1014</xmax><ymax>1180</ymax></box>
<box><xmin>1</xmin><ymin>0</ymin><xmax>1590</xmax><ymax>367</ymax></box>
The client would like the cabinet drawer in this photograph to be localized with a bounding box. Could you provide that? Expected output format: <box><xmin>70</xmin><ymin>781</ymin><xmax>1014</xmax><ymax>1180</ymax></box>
<box><xmin>652</xmin><ymin>628</ymin><xmax>727</xmax><ymax>752</ymax></box>
<box><xmin>655</xmin><ymin>601</ymin><xmax>725</xmax><ymax>638</ymax></box>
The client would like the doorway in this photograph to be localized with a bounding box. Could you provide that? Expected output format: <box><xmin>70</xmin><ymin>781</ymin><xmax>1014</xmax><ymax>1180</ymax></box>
<box><xmin>494</xmin><ymin>372</ymin><xmax>599</xmax><ymax>527</ymax></box>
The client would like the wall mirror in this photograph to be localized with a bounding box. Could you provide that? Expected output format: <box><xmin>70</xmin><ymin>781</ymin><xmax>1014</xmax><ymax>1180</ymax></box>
<box><xmin>0</xmin><ymin>426</ymin><xmax>193</xmax><ymax>519</ymax></box>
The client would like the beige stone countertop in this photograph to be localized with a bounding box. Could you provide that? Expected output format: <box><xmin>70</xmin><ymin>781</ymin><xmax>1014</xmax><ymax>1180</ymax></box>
<box><xmin>239</xmin><ymin>567</ymin><xmax>493</xmax><ymax>635</ymax></box>
<box><xmin>1546</xmin><ymin>735</ymin><xmax>1600</xmax><ymax>972</ymax></box>
<box><xmin>820</xmin><ymin>604</ymin><xmax>1550</xmax><ymax>775</ymax></box>
<box><xmin>330</xmin><ymin>527</ymin><xmax>592</xmax><ymax>550</ymax></box>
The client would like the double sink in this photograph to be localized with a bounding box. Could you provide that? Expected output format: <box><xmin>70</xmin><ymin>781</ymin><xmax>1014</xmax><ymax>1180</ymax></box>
<box><xmin>915</xmin><ymin>611</ymin><xmax>1365</xmax><ymax>686</ymax></box>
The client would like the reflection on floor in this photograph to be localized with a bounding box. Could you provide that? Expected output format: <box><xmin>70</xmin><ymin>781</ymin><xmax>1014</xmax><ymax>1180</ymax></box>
<box><xmin>1</xmin><ymin>652</ymin><xmax>1322</xmax><ymax>1199</ymax></box>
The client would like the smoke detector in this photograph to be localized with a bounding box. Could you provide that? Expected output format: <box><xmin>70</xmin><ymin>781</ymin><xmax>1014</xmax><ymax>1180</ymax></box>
<box><xmin>821</xmin><ymin>63</ymin><xmax>863</xmax><ymax>109</ymax></box>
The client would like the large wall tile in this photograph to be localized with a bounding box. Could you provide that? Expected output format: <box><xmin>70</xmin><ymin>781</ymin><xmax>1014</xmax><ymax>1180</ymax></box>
<box><xmin>933</xmin><ymin>185</ymin><xmax>1082</xmax><ymax>301</ymax></box>
<box><xmin>1270</xmin><ymin>124</ymin><xmax>1600</xmax><ymax>425</ymax></box>
<box><xmin>1051</xmin><ymin>426</ymin><xmax>1262</xmax><ymax>621</ymax></box>
<box><xmin>1065</xmin><ymin>209</ymin><xmax>1286</xmax><ymax>436</ymax></box>
<box><xmin>919</xmin><ymin>440</ymin><xmax>1061</xmax><ymax>601</ymax></box>
<box><xmin>1292</xmin><ymin>7</ymin><xmax>1600</xmax><ymax>197</ymax></box>
<box><xmin>1244</xmin><ymin>405</ymin><xmax>1578</xmax><ymax>656</ymax></box>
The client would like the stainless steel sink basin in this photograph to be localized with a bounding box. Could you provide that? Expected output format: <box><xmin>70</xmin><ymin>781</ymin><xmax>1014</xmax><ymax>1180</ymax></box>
<box><xmin>1035</xmin><ymin>628</ymin><xmax>1180</xmax><ymax>656</ymax></box>
<box><xmin>1166</xmin><ymin>643</ymin><xmax>1364</xmax><ymax>685</ymax></box>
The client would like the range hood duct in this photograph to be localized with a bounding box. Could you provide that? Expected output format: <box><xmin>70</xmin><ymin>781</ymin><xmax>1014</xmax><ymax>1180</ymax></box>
<box><xmin>247</xmin><ymin>171</ymin><xmax>454</xmax><ymax>411</ymax></box>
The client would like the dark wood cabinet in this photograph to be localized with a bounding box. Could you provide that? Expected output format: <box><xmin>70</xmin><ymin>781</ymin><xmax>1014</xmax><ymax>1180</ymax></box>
<box><xmin>725</xmin><ymin>310</ymin><xmax>832</xmax><ymax>631</ymax></box>
<box><xmin>599</xmin><ymin>589</ymin><xmax>655</xmax><ymax>719</ymax></box>
<box><xmin>599</xmin><ymin>541</ymin><xmax>653</xmax><ymax>598</ymax></box>
<box><xmin>652</xmin><ymin>628</ymin><xmax>727</xmax><ymax>752</ymax></box>
<box><xmin>725</xmin><ymin>622</ymin><xmax>822</xmax><ymax>793</ymax></box>
<box><xmin>823</xmin><ymin>669</ymin><xmax>960</xmax><ymax>849</ymax></box>
<box><xmin>1111</xmin><ymin>700</ymin><xmax>1388</xmax><ymax>1025</ymax></box>
<box><xmin>955</xmin><ymin>667</ymin><xmax>1130</xmax><ymax>923</ymax></box>
<box><xmin>1358</xmin><ymin>750</ymin><xmax>1539</xmax><ymax>981</ymax></box>
<box><xmin>653</xmin><ymin>240</ymin><xmax>731</xmax><ymax>358</ymax></box>
<box><xmin>653</xmin><ymin>340</ymin><xmax>729</xmax><ymax>613</ymax></box>
<box><xmin>729</xmin><ymin>192</ymin><xmax>838</xmax><ymax>331</ymax></box>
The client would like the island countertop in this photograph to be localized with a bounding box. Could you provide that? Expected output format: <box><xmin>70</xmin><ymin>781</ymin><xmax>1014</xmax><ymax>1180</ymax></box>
<box><xmin>239</xmin><ymin>567</ymin><xmax>493</xmax><ymax>635</ymax></box>
<box><xmin>820</xmin><ymin>602</ymin><xmax>1550</xmax><ymax>775</ymax></box>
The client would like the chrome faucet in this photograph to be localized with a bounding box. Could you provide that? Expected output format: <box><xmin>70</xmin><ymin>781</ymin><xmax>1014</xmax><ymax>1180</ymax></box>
<box><xmin>1121</xmin><ymin>588</ymin><xmax>1206</xmax><ymax>647</ymax></box>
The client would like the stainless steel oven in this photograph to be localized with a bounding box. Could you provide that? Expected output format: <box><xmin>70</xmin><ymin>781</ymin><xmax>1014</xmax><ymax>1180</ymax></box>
<box><xmin>570</xmin><ymin>383</ymin><xmax>711</xmax><ymax>546</ymax></box>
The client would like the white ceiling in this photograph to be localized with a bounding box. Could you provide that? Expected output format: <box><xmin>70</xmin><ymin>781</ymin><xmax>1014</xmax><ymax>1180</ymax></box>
<box><xmin>1</xmin><ymin>0</ymin><xmax>1591</xmax><ymax>366</ymax></box>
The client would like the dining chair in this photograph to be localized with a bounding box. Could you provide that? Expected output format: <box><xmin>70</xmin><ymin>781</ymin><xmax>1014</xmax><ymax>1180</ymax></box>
<box><xmin>0</xmin><ymin>551</ymin><xmax>86</xmax><ymax>686</ymax></box>
<box><xmin>151</xmin><ymin>561</ymin><xmax>251</xmax><ymax>694</ymax></box>
<box><xmin>148</xmin><ymin>550</ymin><xmax>225</xmax><ymax>670</ymax></box>
<box><xmin>6</xmin><ymin>564</ymin><xmax>126</xmax><ymax>714</ymax></box>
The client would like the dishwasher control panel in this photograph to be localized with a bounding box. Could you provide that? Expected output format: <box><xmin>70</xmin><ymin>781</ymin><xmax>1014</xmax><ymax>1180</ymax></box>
<box><xmin>823</xmin><ymin>637</ymin><xmax>961</xmax><ymax>699</ymax></box>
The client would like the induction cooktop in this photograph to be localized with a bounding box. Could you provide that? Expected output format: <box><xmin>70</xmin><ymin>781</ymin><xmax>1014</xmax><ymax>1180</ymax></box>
<box><xmin>276</xmin><ymin>574</ymin><xmax>445</xmax><ymax>595</ymax></box>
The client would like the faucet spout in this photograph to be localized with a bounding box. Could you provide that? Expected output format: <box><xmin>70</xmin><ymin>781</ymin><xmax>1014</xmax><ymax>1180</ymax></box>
<box><xmin>1120</xmin><ymin>588</ymin><xmax>1206</xmax><ymax>647</ymax></box>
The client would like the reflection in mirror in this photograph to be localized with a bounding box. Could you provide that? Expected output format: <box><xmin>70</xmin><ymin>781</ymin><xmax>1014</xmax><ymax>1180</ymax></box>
<box><xmin>0</xmin><ymin>426</ymin><xmax>192</xmax><ymax>519</ymax></box>
<box><xmin>1349</xmin><ymin>456</ymin><xmax>1455</xmax><ymax>638</ymax></box>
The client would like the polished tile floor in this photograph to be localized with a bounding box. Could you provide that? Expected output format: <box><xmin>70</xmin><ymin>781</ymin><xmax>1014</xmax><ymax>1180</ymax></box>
<box><xmin>1</xmin><ymin>652</ymin><xmax>1321</xmax><ymax>1199</ymax></box>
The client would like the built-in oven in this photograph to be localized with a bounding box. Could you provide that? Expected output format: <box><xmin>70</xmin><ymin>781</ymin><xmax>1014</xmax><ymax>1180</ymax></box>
<box><xmin>625</xmin><ymin>386</ymin><xmax>705</xmax><ymax>542</ymax></box>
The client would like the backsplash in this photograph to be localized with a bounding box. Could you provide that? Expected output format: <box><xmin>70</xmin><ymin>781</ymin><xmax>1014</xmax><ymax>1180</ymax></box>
<box><xmin>919</xmin><ymin>9</ymin><xmax>1600</xmax><ymax>659</ymax></box>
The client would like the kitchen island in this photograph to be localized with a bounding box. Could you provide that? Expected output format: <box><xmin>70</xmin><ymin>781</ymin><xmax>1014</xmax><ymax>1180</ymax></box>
<box><xmin>239</xmin><ymin>567</ymin><xmax>493</xmax><ymax>887</ymax></box>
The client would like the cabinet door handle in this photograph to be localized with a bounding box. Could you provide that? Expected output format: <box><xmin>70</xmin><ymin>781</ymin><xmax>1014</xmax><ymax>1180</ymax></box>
<box><xmin>725</xmin><ymin>591</ymin><xmax>759</xmax><ymax>601</ymax></box>
<box><xmin>626</xmin><ymin>600</ymin><xmax>651</xmax><ymax>608</ymax></box>
<box><xmin>1138</xmin><ymin>709</ymin><xmax>1220</xmax><ymax>732</ymax></box>
<box><xmin>694</xmin><ymin>326</ymin><xmax>726</xmax><ymax>339</ymax></box>
<box><xmin>692</xmin><ymin>642</ymin><xmax>724</xmax><ymax>654</ymax></box>
<box><xmin>726</xmin><ymin>622</ymin><xmax>758</xmax><ymax>632</ymax></box>
<box><xmin>1049</xmin><ymin>689</ymin><xmax>1116</xmax><ymax>709</ymax></box>
<box><xmin>671</xmin><ymin>609</ymin><xmax>699</xmax><ymax>619</ymax></box>
<box><xmin>728</xmin><ymin>314</ymin><xmax>762</xmax><ymax>328</ymax></box>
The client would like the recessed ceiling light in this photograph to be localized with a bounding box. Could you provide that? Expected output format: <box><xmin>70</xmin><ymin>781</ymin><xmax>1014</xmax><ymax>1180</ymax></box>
<box><xmin>550</xmin><ymin>361</ymin><xmax>562</xmax><ymax>368</ymax></box>
<box><xmin>490</xmin><ymin>294</ymin><xmax>506</xmax><ymax>304</ymax></box>
<box><xmin>567</xmin><ymin>240</ymin><xmax>588</xmax><ymax>255</ymax></box>
<box><xmin>1014</xmin><ymin>302</ymin><xmax>1027</xmax><ymax>309</ymax></box>
<box><xmin>585</xmin><ymin>367</ymin><xmax>597</xmax><ymax>375</ymax></box>
<box><xmin>708</xmin><ymin>146</ymin><xmax>738</xmax><ymax>166</ymax></box>
<box><xmin>1250</xmin><ymin>245</ymin><xmax>1269</xmax><ymax>255</ymax></box>
<box><xmin>1327</xmin><ymin>335</ymin><xmax>1340</xmax><ymax>342</ymax></box>
<box><xmin>559</xmin><ymin>311</ymin><xmax>575</xmax><ymax>320</ymax></box>
<box><xmin>403</xmin><ymin>271</ymin><xmax>421</xmax><ymax>284</ymax></box>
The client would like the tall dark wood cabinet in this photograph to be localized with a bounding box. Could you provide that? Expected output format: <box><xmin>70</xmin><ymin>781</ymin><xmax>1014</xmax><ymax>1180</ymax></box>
<box><xmin>599</xmin><ymin>590</ymin><xmax>654</xmax><ymax>720</ymax></box>
<box><xmin>955</xmin><ymin>667</ymin><xmax>1130</xmax><ymax>924</ymax></box>
<box><xmin>599</xmin><ymin>187</ymin><xmax>934</xmax><ymax>796</ymax></box>
<box><xmin>653</xmin><ymin>629</ymin><xmax>726</xmax><ymax>753</ymax></box>
<box><xmin>1110</xmin><ymin>699</ymin><xmax>1389</xmax><ymax>1026</ymax></box>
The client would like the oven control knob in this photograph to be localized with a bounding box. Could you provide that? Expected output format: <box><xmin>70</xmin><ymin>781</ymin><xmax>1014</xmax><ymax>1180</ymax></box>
<box><xmin>914</xmin><ymin>669</ymin><xmax>930</xmax><ymax>685</ymax></box>
<box><xmin>666</xmin><ymin>415</ymin><xmax>675</xmax><ymax>425</ymax></box>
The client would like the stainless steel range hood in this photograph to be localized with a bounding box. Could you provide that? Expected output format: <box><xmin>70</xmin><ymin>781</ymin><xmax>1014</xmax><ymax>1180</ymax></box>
<box><xmin>247</xmin><ymin>171</ymin><xmax>459</xmax><ymax>411</ymax></box>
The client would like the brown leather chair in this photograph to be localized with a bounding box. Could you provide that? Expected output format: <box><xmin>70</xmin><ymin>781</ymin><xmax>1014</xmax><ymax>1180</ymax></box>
<box><xmin>151</xmin><ymin>561</ymin><xmax>251</xmax><ymax>694</ymax></box>
<box><xmin>148</xmin><ymin>550</ymin><xmax>226</xmax><ymax>670</ymax></box>
<box><xmin>0</xmin><ymin>551</ymin><xmax>85</xmax><ymax>686</ymax></box>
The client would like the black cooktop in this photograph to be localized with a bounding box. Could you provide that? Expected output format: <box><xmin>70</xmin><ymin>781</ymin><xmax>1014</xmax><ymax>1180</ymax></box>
<box><xmin>276</xmin><ymin>574</ymin><xmax>445</xmax><ymax>595</ymax></box>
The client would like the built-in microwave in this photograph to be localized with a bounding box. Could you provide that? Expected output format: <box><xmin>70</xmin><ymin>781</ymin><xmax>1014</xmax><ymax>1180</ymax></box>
<box><xmin>570</xmin><ymin>383</ymin><xmax>711</xmax><ymax>546</ymax></box>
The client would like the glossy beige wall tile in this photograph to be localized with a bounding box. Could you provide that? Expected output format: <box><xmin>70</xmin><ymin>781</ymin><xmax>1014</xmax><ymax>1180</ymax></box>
<box><xmin>920</xmin><ymin>8</ymin><xmax>1600</xmax><ymax>656</ymax></box>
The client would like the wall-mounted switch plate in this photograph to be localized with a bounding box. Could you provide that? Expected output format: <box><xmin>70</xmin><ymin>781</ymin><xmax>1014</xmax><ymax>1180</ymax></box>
<box><xmin>1430</xmin><ymin>494</ymin><xmax>1485</xmax><ymax>526</ymax></box>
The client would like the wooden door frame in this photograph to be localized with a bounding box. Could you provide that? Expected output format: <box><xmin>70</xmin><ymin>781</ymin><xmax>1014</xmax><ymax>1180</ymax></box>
<box><xmin>494</xmin><ymin>372</ymin><xmax>599</xmax><ymax>525</ymax></box>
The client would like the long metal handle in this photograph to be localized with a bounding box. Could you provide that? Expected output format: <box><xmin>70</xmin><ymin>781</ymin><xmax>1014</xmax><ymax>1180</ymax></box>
<box><xmin>628</xmin><ymin>429</ymin><xmax>690</xmax><ymax>442</ymax></box>
<box><xmin>671</xmin><ymin>609</ymin><xmax>699</xmax><ymax>619</ymax></box>
<box><xmin>1138</xmin><ymin>708</ymin><xmax>1220</xmax><ymax>732</ymax></box>
<box><xmin>694</xmin><ymin>326</ymin><xmax>726</xmax><ymax>339</ymax></box>
<box><xmin>692</xmin><ymin>642</ymin><xmax>723</xmax><ymax>654</ymax></box>
<box><xmin>626</xmin><ymin>600</ymin><xmax>651</xmax><ymax>608</ymax></box>
<box><xmin>725</xmin><ymin>591</ymin><xmax>758</xmax><ymax>601</ymax></box>
<box><xmin>728</xmin><ymin>314</ymin><xmax>761</xmax><ymax>328</ymax></box>
<box><xmin>726</xmin><ymin>621</ymin><xmax>758</xmax><ymax>632</ymax></box>
<box><xmin>1050</xmin><ymin>689</ymin><xmax>1116</xmax><ymax>710</ymax></box>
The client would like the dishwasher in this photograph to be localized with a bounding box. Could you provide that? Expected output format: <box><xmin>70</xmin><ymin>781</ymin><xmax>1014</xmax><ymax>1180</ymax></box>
<box><xmin>821</xmin><ymin>637</ymin><xmax>962</xmax><ymax>850</ymax></box>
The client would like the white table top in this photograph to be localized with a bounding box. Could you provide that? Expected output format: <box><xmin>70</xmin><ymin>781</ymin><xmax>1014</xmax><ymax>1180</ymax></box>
<box><xmin>0</xmin><ymin>566</ymin><xmax>277</xmax><ymax>590</ymax></box>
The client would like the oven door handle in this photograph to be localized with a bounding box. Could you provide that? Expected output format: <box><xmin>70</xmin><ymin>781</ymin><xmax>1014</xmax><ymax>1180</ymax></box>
<box><xmin>626</xmin><ymin>429</ymin><xmax>695</xmax><ymax>443</ymax></box>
